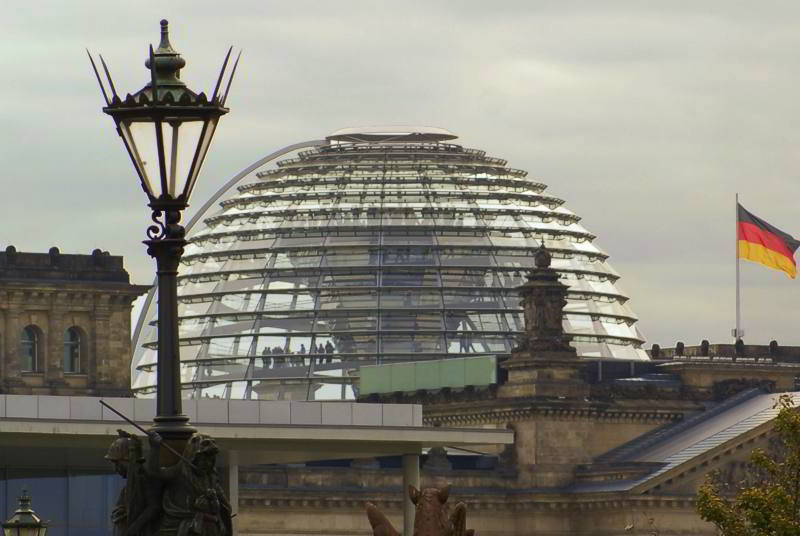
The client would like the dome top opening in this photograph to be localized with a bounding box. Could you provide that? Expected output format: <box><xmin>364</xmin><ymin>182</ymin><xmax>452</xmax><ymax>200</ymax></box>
<box><xmin>326</xmin><ymin>125</ymin><xmax>458</xmax><ymax>143</ymax></box>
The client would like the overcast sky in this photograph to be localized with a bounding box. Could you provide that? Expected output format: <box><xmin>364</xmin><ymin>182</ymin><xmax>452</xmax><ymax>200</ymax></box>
<box><xmin>2</xmin><ymin>1</ymin><xmax>799</xmax><ymax>349</ymax></box>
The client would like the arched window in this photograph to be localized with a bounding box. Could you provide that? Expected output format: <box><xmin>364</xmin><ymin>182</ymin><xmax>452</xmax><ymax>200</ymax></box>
<box><xmin>20</xmin><ymin>325</ymin><xmax>40</xmax><ymax>372</ymax></box>
<box><xmin>64</xmin><ymin>327</ymin><xmax>82</xmax><ymax>373</ymax></box>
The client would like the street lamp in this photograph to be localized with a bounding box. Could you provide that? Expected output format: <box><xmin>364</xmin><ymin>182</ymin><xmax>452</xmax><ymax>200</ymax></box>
<box><xmin>2</xmin><ymin>490</ymin><xmax>47</xmax><ymax>536</ymax></box>
<box><xmin>88</xmin><ymin>20</ymin><xmax>238</xmax><ymax>443</ymax></box>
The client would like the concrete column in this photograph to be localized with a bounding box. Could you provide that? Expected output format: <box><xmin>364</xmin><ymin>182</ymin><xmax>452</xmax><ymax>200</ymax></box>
<box><xmin>402</xmin><ymin>453</ymin><xmax>420</xmax><ymax>536</ymax></box>
<box><xmin>225</xmin><ymin>450</ymin><xmax>239</xmax><ymax>536</ymax></box>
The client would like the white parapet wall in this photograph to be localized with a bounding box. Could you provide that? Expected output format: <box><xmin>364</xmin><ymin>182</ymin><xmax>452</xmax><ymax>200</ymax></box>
<box><xmin>0</xmin><ymin>395</ymin><xmax>423</xmax><ymax>427</ymax></box>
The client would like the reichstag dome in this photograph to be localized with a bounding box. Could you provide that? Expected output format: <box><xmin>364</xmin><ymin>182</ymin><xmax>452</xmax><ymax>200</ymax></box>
<box><xmin>132</xmin><ymin>127</ymin><xmax>648</xmax><ymax>400</ymax></box>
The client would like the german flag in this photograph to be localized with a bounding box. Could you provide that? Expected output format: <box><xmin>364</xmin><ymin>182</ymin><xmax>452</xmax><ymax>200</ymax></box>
<box><xmin>737</xmin><ymin>203</ymin><xmax>800</xmax><ymax>278</ymax></box>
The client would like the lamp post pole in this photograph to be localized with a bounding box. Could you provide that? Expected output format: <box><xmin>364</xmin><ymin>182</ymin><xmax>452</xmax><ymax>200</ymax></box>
<box><xmin>91</xmin><ymin>21</ymin><xmax>239</xmax><ymax>536</ymax></box>
<box><xmin>89</xmin><ymin>20</ymin><xmax>238</xmax><ymax>444</ymax></box>
<box><xmin>147</xmin><ymin>204</ymin><xmax>190</xmax><ymax>439</ymax></box>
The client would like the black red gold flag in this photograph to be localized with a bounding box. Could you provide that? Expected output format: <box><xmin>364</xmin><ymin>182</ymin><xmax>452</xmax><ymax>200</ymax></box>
<box><xmin>737</xmin><ymin>203</ymin><xmax>800</xmax><ymax>278</ymax></box>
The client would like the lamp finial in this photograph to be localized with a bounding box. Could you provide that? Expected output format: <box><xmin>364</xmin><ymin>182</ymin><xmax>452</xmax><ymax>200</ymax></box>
<box><xmin>144</xmin><ymin>19</ymin><xmax>185</xmax><ymax>91</ymax></box>
<box><xmin>18</xmin><ymin>489</ymin><xmax>31</xmax><ymax>511</ymax></box>
<box><xmin>157</xmin><ymin>19</ymin><xmax>174</xmax><ymax>53</ymax></box>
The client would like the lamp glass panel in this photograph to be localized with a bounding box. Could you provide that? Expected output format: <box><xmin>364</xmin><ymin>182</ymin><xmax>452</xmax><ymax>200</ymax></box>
<box><xmin>19</xmin><ymin>528</ymin><xmax>35</xmax><ymax>536</ymax></box>
<box><xmin>119</xmin><ymin>122</ymin><xmax>155</xmax><ymax>198</ymax></box>
<box><xmin>126</xmin><ymin>121</ymin><xmax>162</xmax><ymax>196</ymax></box>
<box><xmin>183</xmin><ymin>117</ymin><xmax>219</xmax><ymax>200</ymax></box>
<box><xmin>163</xmin><ymin>119</ymin><xmax>204</xmax><ymax>198</ymax></box>
<box><xmin>3</xmin><ymin>527</ymin><xmax>13</xmax><ymax>536</ymax></box>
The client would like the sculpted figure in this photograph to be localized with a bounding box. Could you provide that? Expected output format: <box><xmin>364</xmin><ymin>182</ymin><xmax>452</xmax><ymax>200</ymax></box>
<box><xmin>543</xmin><ymin>292</ymin><xmax>564</xmax><ymax>332</ymax></box>
<box><xmin>147</xmin><ymin>432</ymin><xmax>232</xmax><ymax>536</ymax></box>
<box><xmin>106</xmin><ymin>430</ymin><xmax>160</xmax><ymax>536</ymax></box>
<box><xmin>366</xmin><ymin>485</ymin><xmax>474</xmax><ymax>536</ymax></box>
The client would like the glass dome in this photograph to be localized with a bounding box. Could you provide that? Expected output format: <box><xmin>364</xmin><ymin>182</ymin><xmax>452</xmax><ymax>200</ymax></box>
<box><xmin>132</xmin><ymin>127</ymin><xmax>648</xmax><ymax>400</ymax></box>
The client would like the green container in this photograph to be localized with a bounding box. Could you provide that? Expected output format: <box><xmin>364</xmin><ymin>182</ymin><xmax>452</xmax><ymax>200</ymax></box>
<box><xmin>415</xmin><ymin>360</ymin><xmax>442</xmax><ymax>391</ymax></box>
<box><xmin>440</xmin><ymin>358</ymin><xmax>466</xmax><ymax>388</ymax></box>
<box><xmin>360</xmin><ymin>356</ymin><xmax>497</xmax><ymax>395</ymax></box>
<box><xmin>465</xmin><ymin>356</ymin><xmax>496</xmax><ymax>386</ymax></box>
<box><xmin>391</xmin><ymin>362</ymin><xmax>416</xmax><ymax>392</ymax></box>
<box><xmin>359</xmin><ymin>364</ymin><xmax>387</xmax><ymax>395</ymax></box>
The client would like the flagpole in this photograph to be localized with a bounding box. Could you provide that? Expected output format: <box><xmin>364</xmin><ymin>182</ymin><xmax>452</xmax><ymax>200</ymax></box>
<box><xmin>735</xmin><ymin>192</ymin><xmax>741</xmax><ymax>341</ymax></box>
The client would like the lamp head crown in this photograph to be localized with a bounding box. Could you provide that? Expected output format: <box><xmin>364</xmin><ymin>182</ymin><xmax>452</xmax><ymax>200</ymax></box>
<box><xmin>2</xmin><ymin>488</ymin><xmax>47</xmax><ymax>533</ymax></box>
<box><xmin>143</xmin><ymin>19</ymin><xmax>186</xmax><ymax>91</ymax></box>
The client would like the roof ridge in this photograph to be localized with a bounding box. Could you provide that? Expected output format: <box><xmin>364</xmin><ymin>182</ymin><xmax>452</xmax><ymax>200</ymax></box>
<box><xmin>595</xmin><ymin>387</ymin><xmax>765</xmax><ymax>463</ymax></box>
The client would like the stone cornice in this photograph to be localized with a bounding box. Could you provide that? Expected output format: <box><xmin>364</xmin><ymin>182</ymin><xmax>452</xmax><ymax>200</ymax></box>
<box><xmin>659</xmin><ymin>360</ymin><xmax>800</xmax><ymax>372</ymax></box>
<box><xmin>0</xmin><ymin>281</ymin><xmax>149</xmax><ymax>297</ymax></box>
<box><xmin>0</xmin><ymin>285</ymin><xmax>148</xmax><ymax>309</ymax></box>
<box><xmin>366</xmin><ymin>387</ymin><xmax>695</xmax><ymax>427</ymax></box>
<box><xmin>423</xmin><ymin>399</ymin><xmax>687</xmax><ymax>427</ymax></box>
<box><xmin>239</xmin><ymin>487</ymin><xmax>700</xmax><ymax>512</ymax></box>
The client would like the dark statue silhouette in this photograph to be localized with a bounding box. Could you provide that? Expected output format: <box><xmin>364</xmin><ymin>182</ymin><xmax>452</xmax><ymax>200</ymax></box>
<box><xmin>107</xmin><ymin>431</ymin><xmax>232</xmax><ymax>536</ymax></box>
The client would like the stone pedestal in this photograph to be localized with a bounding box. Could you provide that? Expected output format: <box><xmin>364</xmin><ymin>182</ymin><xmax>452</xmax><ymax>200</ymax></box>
<box><xmin>499</xmin><ymin>350</ymin><xmax>588</xmax><ymax>399</ymax></box>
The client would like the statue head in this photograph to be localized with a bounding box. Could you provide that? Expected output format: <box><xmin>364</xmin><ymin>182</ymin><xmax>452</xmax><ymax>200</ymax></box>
<box><xmin>185</xmin><ymin>434</ymin><xmax>219</xmax><ymax>473</ymax></box>
<box><xmin>105</xmin><ymin>436</ymin><xmax>131</xmax><ymax>477</ymax></box>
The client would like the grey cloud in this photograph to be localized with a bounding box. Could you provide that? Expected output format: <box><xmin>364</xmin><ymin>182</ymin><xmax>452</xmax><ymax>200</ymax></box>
<box><xmin>3</xmin><ymin>0</ymin><xmax>800</xmax><ymax>349</ymax></box>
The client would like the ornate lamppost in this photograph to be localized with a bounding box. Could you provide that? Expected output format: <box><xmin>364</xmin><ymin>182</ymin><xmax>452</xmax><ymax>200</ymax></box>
<box><xmin>88</xmin><ymin>20</ymin><xmax>238</xmax><ymax>444</ymax></box>
<box><xmin>2</xmin><ymin>490</ymin><xmax>48</xmax><ymax>536</ymax></box>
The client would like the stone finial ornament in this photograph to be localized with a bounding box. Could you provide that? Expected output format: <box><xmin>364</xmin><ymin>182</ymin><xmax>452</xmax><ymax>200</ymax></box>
<box><xmin>500</xmin><ymin>245</ymin><xmax>589</xmax><ymax>399</ymax></box>
<box><xmin>534</xmin><ymin>246</ymin><xmax>551</xmax><ymax>268</ymax></box>
<box><xmin>514</xmin><ymin>246</ymin><xmax>573</xmax><ymax>353</ymax></box>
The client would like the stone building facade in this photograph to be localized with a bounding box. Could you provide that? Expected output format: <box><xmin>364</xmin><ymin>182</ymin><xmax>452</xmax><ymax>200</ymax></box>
<box><xmin>2</xmin><ymin>245</ymin><xmax>796</xmax><ymax>535</ymax></box>
<box><xmin>0</xmin><ymin>246</ymin><xmax>148</xmax><ymax>396</ymax></box>
<box><xmin>236</xmin><ymin>250</ymin><xmax>800</xmax><ymax>536</ymax></box>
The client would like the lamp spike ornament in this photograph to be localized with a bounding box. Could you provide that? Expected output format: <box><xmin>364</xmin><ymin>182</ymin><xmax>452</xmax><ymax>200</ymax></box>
<box><xmin>86</xmin><ymin>49</ymin><xmax>110</xmax><ymax>105</ymax></box>
<box><xmin>90</xmin><ymin>17</ymin><xmax>237</xmax><ymax>466</ymax></box>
